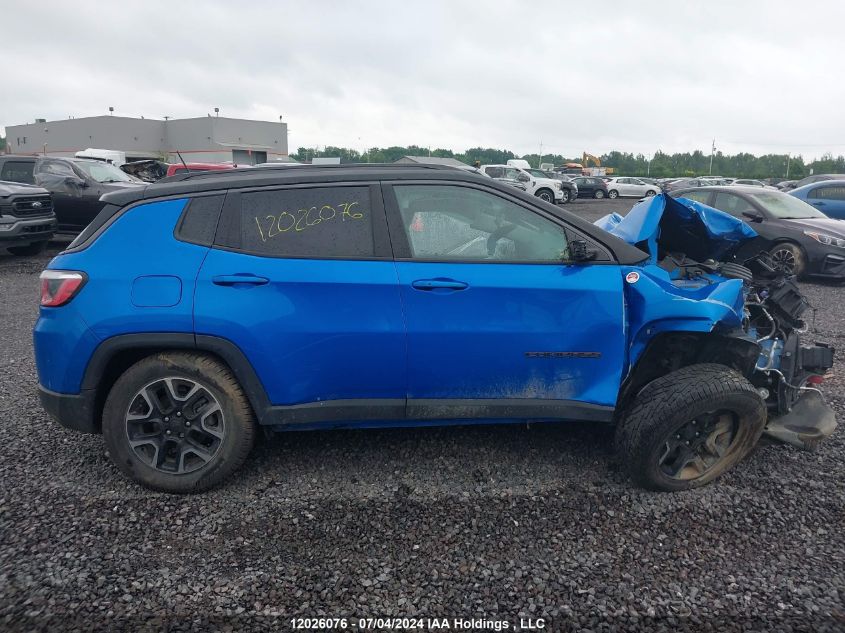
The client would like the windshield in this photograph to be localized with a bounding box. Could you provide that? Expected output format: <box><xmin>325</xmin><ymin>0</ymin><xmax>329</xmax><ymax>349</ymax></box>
<box><xmin>74</xmin><ymin>161</ymin><xmax>138</xmax><ymax>183</ymax></box>
<box><xmin>526</xmin><ymin>169</ymin><xmax>549</xmax><ymax>178</ymax></box>
<box><xmin>750</xmin><ymin>191</ymin><xmax>826</xmax><ymax>219</ymax></box>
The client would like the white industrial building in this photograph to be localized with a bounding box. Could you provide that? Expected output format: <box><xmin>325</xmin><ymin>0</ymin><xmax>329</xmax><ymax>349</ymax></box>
<box><xmin>4</xmin><ymin>114</ymin><xmax>289</xmax><ymax>165</ymax></box>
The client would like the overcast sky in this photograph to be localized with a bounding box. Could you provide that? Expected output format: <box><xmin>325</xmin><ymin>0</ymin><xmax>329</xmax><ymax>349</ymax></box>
<box><xmin>2</xmin><ymin>1</ymin><xmax>844</xmax><ymax>159</ymax></box>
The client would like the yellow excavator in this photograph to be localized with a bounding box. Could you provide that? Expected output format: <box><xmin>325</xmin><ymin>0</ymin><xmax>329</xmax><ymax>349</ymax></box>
<box><xmin>581</xmin><ymin>152</ymin><xmax>614</xmax><ymax>175</ymax></box>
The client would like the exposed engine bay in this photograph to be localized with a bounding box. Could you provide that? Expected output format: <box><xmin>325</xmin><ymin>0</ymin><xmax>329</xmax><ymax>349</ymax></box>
<box><xmin>597</xmin><ymin>194</ymin><xmax>836</xmax><ymax>449</ymax></box>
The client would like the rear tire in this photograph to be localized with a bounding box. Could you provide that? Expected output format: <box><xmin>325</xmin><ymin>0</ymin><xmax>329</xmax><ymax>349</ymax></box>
<box><xmin>559</xmin><ymin>189</ymin><xmax>570</xmax><ymax>204</ymax></box>
<box><xmin>7</xmin><ymin>240</ymin><xmax>48</xmax><ymax>255</ymax></box>
<box><xmin>615</xmin><ymin>363</ymin><xmax>766</xmax><ymax>491</ymax></box>
<box><xmin>594</xmin><ymin>190</ymin><xmax>605</xmax><ymax>199</ymax></box>
<box><xmin>608</xmin><ymin>189</ymin><xmax>619</xmax><ymax>199</ymax></box>
<box><xmin>769</xmin><ymin>242</ymin><xmax>806</xmax><ymax>277</ymax></box>
<box><xmin>102</xmin><ymin>352</ymin><xmax>256</xmax><ymax>493</ymax></box>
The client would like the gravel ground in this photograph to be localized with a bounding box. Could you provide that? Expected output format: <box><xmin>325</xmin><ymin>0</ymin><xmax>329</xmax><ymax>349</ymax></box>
<box><xmin>1</xmin><ymin>199</ymin><xmax>843</xmax><ymax>632</ymax></box>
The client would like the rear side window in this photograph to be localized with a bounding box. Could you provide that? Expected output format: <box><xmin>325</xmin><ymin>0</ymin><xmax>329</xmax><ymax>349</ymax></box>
<box><xmin>679</xmin><ymin>190</ymin><xmax>710</xmax><ymax>204</ymax></box>
<box><xmin>0</xmin><ymin>161</ymin><xmax>35</xmax><ymax>184</ymax></box>
<box><xmin>175</xmin><ymin>195</ymin><xmax>225</xmax><ymax>246</ymax></box>
<box><xmin>809</xmin><ymin>186</ymin><xmax>845</xmax><ymax>201</ymax></box>
<box><xmin>229</xmin><ymin>186</ymin><xmax>375</xmax><ymax>258</ymax></box>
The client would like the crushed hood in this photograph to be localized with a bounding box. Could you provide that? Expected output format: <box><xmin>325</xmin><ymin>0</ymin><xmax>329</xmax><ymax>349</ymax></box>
<box><xmin>595</xmin><ymin>193</ymin><xmax>758</xmax><ymax>265</ymax></box>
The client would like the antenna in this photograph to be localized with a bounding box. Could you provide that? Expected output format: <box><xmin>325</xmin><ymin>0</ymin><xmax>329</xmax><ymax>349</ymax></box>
<box><xmin>176</xmin><ymin>150</ymin><xmax>189</xmax><ymax>172</ymax></box>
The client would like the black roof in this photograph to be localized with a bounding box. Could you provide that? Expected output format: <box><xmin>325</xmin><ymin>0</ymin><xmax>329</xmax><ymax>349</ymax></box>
<box><xmin>99</xmin><ymin>163</ymin><xmax>648</xmax><ymax>266</ymax></box>
<box><xmin>102</xmin><ymin>163</ymin><xmax>489</xmax><ymax>206</ymax></box>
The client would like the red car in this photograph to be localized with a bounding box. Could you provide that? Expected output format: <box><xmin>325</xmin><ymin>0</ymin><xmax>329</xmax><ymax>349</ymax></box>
<box><xmin>165</xmin><ymin>162</ymin><xmax>237</xmax><ymax>177</ymax></box>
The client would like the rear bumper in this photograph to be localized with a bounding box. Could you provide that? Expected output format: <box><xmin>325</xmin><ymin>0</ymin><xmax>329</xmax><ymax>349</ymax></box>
<box><xmin>38</xmin><ymin>384</ymin><xmax>99</xmax><ymax>434</ymax></box>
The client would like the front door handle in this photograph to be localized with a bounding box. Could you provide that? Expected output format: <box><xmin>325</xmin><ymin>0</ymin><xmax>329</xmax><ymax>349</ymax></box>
<box><xmin>411</xmin><ymin>278</ymin><xmax>469</xmax><ymax>291</ymax></box>
<box><xmin>212</xmin><ymin>274</ymin><xmax>269</xmax><ymax>286</ymax></box>
<box><xmin>813</xmin><ymin>201</ymin><xmax>826</xmax><ymax>206</ymax></box>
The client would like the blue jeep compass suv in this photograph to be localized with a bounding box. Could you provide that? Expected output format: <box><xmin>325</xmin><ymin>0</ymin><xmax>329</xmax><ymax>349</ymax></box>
<box><xmin>34</xmin><ymin>165</ymin><xmax>836</xmax><ymax>493</ymax></box>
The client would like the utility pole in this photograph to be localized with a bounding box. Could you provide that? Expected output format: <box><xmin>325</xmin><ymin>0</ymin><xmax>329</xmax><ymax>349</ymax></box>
<box><xmin>709</xmin><ymin>139</ymin><xmax>716</xmax><ymax>176</ymax></box>
<box><xmin>786</xmin><ymin>154</ymin><xmax>791</xmax><ymax>179</ymax></box>
<box><xmin>538</xmin><ymin>141</ymin><xmax>543</xmax><ymax>168</ymax></box>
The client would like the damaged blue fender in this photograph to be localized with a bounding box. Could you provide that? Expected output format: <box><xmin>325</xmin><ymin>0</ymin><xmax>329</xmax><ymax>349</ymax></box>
<box><xmin>597</xmin><ymin>194</ymin><xmax>759</xmax><ymax>371</ymax></box>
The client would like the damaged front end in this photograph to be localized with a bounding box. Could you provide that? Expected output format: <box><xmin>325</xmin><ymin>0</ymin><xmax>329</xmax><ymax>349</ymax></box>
<box><xmin>598</xmin><ymin>194</ymin><xmax>836</xmax><ymax>450</ymax></box>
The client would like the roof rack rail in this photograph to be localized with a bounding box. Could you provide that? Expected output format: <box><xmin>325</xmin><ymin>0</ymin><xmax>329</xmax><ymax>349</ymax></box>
<box><xmin>162</xmin><ymin>162</ymin><xmax>456</xmax><ymax>182</ymax></box>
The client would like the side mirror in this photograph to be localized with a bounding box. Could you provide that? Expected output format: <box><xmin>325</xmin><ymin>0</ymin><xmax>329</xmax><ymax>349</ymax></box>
<box><xmin>742</xmin><ymin>210</ymin><xmax>763</xmax><ymax>223</ymax></box>
<box><xmin>517</xmin><ymin>173</ymin><xmax>530</xmax><ymax>182</ymax></box>
<box><xmin>65</xmin><ymin>176</ymin><xmax>87</xmax><ymax>188</ymax></box>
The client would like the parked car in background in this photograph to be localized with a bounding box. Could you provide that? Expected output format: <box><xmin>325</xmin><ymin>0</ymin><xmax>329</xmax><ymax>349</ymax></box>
<box><xmin>777</xmin><ymin>180</ymin><xmax>798</xmax><ymax>191</ymax></box>
<box><xmin>121</xmin><ymin>160</ymin><xmax>169</xmax><ymax>183</ymax></box>
<box><xmin>540</xmin><ymin>171</ymin><xmax>578</xmax><ymax>202</ymax></box>
<box><xmin>788</xmin><ymin>180</ymin><xmax>845</xmax><ymax>220</ymax></box>
<box><xmin>164</xmin><ymin>162</ymin><xmax>238</xmax><ymax>178</ymax></box>
<box><xmin>783</xmin><ymin>174</ymin><xmax>845</xmax><ymax>192</ymax></box>
<box><xmin>603</xmin><ymin>177</ymin><xmax>660</xmax><ymax>199</ymax></box>
<box><xmin>662</xmin><ymin>178</ymin><xmax>711</xmax><ymax>192</ymax></box>
<box><xmin>571</xmin><ymin>176</ymin><xmax>610</xmax><ymax>199</ymax></box>
<box><xmin>33</xmin><ymin>165</ymin><xmax>834</xmax><ymax>493</ymax></box>
<box><xmin>0</xmin><ymin>155</ymin><xmax>144</xmax><ymax>233</ymax></box>
<box><xmin>671</xmin><ymin>185</ymin><xmax>845</xmax><ymax>278</ymax></box>
<box><xmin>0</xmin><ymin>181</ymin><xmax>56</xmax><ymax>255</ymax></box>
<box><xmin>480</xmin><ymin>164</ymin><xmax>568</xmax><ymax>203</ymax></box>
<box><xmin>732</xmin><ymin>179</ymin><xmax>777</xmax><ymax>189</ymax></box>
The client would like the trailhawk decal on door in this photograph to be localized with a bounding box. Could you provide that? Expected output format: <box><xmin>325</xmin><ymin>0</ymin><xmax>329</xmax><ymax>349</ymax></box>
<box><xmin>525</xmin><ymin>351</ymin><xmax>602</xmax><ymax>358</ymax></box>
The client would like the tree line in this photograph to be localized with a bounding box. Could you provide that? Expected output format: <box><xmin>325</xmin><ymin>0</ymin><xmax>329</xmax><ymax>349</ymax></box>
<box><xmin>291</xmin><ymin>145</ymin><xmax>845</xmax><ymax>180</ymax></box>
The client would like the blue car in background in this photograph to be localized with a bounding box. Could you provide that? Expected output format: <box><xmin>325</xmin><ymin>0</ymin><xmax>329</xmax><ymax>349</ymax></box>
<box><xmin>33</xmin><ymin>166</ymin><xmax>835</xmax><ymax>494</ymax></box>
<box><xmin>789</xmin><ymin>179</ymin><xmax>845</xmax><ymax>220</ymax></box>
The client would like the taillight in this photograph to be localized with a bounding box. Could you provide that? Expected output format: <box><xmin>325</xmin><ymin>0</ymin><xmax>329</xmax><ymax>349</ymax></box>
<box><xmin>40</xmin><ymin>270</ymin><xmax>86</xmax><ymax>307</ymax></box>
<box><xmin>806</xmin><ymin>375</ymin><xmax>825</xmax><ymax>385</ymax></box>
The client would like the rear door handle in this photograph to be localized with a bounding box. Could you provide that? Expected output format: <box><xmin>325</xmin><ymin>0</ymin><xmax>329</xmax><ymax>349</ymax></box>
<box><xmin>212</xmin><ymin>274</ymin><xmax>269</xmax><ymax>286</ymax></box>
<box><xmin>411</xmin><ymin>278</ymin><xmax>469</xmax><ymax>291</ymax></box>
<box><xmin>813</xmin><ymin>201</ymin><xmax>826</xmax><ymax>206</ymax></box>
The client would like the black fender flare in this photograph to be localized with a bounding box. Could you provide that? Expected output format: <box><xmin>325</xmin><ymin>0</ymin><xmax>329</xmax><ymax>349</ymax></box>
<box><xmin>81</xmin><ymin>333</ymin><xmax>273</xmax><ymax>423</ymax></box>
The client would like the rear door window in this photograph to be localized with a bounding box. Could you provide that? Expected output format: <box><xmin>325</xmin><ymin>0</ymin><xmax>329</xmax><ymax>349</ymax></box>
<box><xmin>218</xmin><ymin>185</ymin><xmax>382</xmax><ymax>259</ymax></box>
<box><xmin>809</xmin><ymin>186</ymin><xmax>845</xmax><ymax>200</ymax></box>
<box><xmin>679</xmin><ymin>190</ymin><xmax>711</xmax><ymax>204</ymax></box>
<box><xmin>712</xmin><ymin>192</ymin><xmax>756</xmax><ymax>217</ymax></box>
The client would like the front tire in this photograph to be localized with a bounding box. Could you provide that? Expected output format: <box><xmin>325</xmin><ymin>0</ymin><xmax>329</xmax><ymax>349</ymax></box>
<box><xmin>769</xmin><ymin>242</ymin><xmax>806</xmax><ymax>277</ymax></box>
<box><xmin>7</xmin><ymin>240</ymin><xmax>48</xmax><ymax>256</ymax></box>
<box><xmin>559</xmin><ymin>189</ymin><xmax>570</xmax><ymax>204</ymax></box>
<box><xmin>615</xmin><ymin>364</ymin><xmax>766</xmax><ymax>491</ymax></box>
<box><xmin>608</xmin><ymin>189</ymin><xmax>619</xmax><ymax>199</ymax></box>
<box><xmin>102</xmin><ymin>352</ymin><xmax>256</xmax><ymax>493</ymax></box>
<box><xmin>645</xmin><ymin>189</ymin><xmax>657</xmax><ymax>197</ymax></box>
<box><xmin>536</xmin><ymin>189</ymin><xmax>554</xmax><ymax>203</ymax></box>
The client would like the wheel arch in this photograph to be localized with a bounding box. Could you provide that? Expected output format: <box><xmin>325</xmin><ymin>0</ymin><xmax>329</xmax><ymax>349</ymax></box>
<box><xmin>617</xmin><ymin>331</ymin><xmax>760</xmax><ymax>413</ymax></box>
<box><xmin>534</xmin><ymin>187</ymin><xmax>554</xmax><ymax>199</ymax></box>
<box><xmin>82</xmin><ymin>333</ymin><xmax>272</xmax><ymax>432</ymax></box>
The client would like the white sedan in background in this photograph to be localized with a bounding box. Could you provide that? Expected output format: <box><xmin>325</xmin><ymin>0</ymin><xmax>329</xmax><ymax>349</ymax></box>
<box><xmin>732</xmin><ymin>178</ymin><xmax>779</xmax><ymax>190</ymax></box>
<box><xmin>604</xmin><ymin>177</ymin><xmax>661</xmax><ymax>199</ymax></box>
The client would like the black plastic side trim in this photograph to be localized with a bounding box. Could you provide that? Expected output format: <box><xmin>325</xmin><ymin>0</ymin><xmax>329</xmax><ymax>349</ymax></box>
<box><xmin>264</xmin><ymin>398</ymin><xmax>614</xmax><ymax>427</ymax></box>
<box><xmin>405</xmin><ymin>399</ymin><xmax>615</xmax><ymax>422</ymax></box>
<box><xmin>81</xmin><ymin>333</ymin><xmax>273</xmax><ymax>424</ymax></box>
<box><xmin>264</xmin><ymin>400</ymin><xmax>407</xmax><ymax>425</ymax></box>
<box><xmin>38</xmin><ymin>385</ymin><xmax>97</xmax><ymax>434</ymax></box>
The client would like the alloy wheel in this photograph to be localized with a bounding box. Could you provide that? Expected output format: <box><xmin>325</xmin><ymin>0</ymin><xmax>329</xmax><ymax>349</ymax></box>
<box><xmin>124</xmin><ymin>377</ymin><xmax>226</xmax><ymax>474</ymax></box>
<box><xmin>658</xmin><ymin>410</ymin><xmax>739</xmax><ymax>480</ymax></box>
<box><xmin>770</xmin><ymin>247</ymin><xmax>796</xmax><ymax>274</ymax></box>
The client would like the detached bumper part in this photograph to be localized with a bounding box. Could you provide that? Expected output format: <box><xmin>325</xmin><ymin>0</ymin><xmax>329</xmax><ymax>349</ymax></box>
<box><xmin>764</xmin><ymin>390</ymin><xmax>837</xmax><ymax>450</ymax></box>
